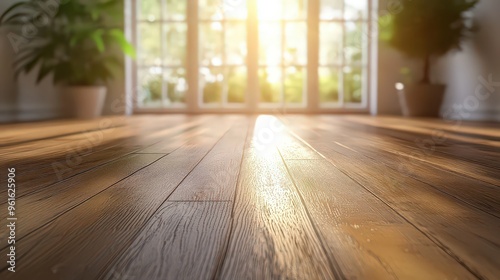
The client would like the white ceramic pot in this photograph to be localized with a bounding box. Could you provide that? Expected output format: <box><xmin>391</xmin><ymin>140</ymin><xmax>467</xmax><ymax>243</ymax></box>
<box><xmin>397</xmin><ymin>83</ymin><xmax>446</xmax><ymax>117</ymax></box>
<box><xmin>64</xmin><ymin>86</ymin><xmax>107</xmax><ymax>119</ymax></box>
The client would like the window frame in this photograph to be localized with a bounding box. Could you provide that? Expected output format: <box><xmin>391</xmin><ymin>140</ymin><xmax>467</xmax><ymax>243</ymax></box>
<box><xmin>127</xmin><ymin>0</ymin><xmax>377</xmax><ymax>114</ymax></box>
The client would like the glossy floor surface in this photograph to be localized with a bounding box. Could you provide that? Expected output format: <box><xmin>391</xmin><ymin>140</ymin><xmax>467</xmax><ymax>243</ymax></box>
<box><xmin>1</xmin><ymin>115</ymin><xmax>499</xmax><ymax>280</ymax></box>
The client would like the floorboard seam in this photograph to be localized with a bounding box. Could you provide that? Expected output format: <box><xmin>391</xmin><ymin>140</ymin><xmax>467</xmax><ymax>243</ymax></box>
<box><xmin>0</xmin><ymin>124</ymin><xmax>125</xmax><ymax>148</ymax></box>
<box><xmin>339</xmin><ymin>119</ymin><xmax>500</xmax><ymax>188</ymax></box>
<box><xmin>167</xmin><ymin>200</ymin><xmax>232</xmax><ymax>203</ymax></box>
<box><xmin>286</xmin><ymin>118</ymin><xmax>500</xmax><ymax>219</ymax></box>
<box><xmin>7</xmin><ymin>122</ymin><xmax>205</xmax><ymax>200</ymax></box>
<box><xmin>212</xmin><ymin>121</ymin><xmax>251</xmax><ymax>280</ymax></box>
<box><xmin>323</xmin><ymin>157</ymin><xmax>485</xmax><ymax>280</ymax></box>
<box><xmin>96</xmin><ymin>125</ymin><xmax>232</xmax><ymax>279</ymax></box>
<box><xmin>278</xmin><ymin>149</ymin><xmax>346</xmax><ymax>280</ymax></box>
<box><xmin>0</xmin><ymin>153</ymin><xmax>170</xmax><ymax>251</ymax></box>
<box><xmin>287</xmin><ymin>129</ymin><xmax>485</xmax><ymax>280</ymax></box>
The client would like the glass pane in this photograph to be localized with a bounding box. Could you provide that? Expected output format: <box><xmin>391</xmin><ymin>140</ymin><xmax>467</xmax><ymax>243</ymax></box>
<box><xmin>199</xmin><ymin>0</ymin><xmax>223</xmax><ymax>20</ymax></box>
<box><xmin>139</xmin><ymin>0</ymin><xmax>160</xmax><ymax>21</ymax></box>
<box><xmin>344</xmin><ymin>0</ymin><xmax>367</xmax><ymax>20</ymax></box>
<box><xmin>345</xmin><ymin>21</ymin><xmax>364</xmax><ymax>64</ymax></box>
<box><xmin>164</xmin><ymin>23</ymin><xmax>187</xmax><ymax>66</ymax></box>
<box><xmin>138</xmin><ymin>67</ymin><xmax>163</xmax><ymax>106</ymax></box>
<box><xmin>164</xmin><ymin>0</ymin><xmax>187</xmax><ymax>20</ymax></box>
<box><xmin>285</xmin><ymin>22</ymin><xmax>307</xmax><ymax>65</ymax></box>
<box><xmin>164</xmin><ymin>68</ymin><xmax>187</xmax><ymax>104</ymax></box>
<box><xmin>257</xmin><ymin>0</ymin><xmax>283</xmax><ymax>20</ymax></box>
<box><xmin>319</xmin><ymin>67</ymin><xmax>340</xmax><ymax>103</ymax></box>
<box><xmin>259</xmin><ymin>67</ymin><xmax>282</xmax><ymax>103</ymax></box>
<box><xmin>224</xmin><ymin>0</ymin><xmax>247</xmax><ymax>19</ymax></box>
<box><xmin>283</xmin><ymin>0</ymin><xmax>307</xmax><ymax>19</ymax></box>
<box><xmin>320</xmin><ymin>22</ymin><xmax>342</xmax><ymax>65</ymax></box>
<box><xmin>227</xmin><ymin>67</ymin><xmax>247</xmax><ymax>103</ymax></box>
<box><xmin>284</xmin><ymin>67</ymin><xmax>304</xmax><ymax>104</ymax></box>
<box><xmin>320</xmin><ymin>0</ymin><xmax>342</xmax><ymax>20</ymax></box>
<box><xmin>200</xmin><ymin>23</ymin><xmax>223</xmax><ymax>66</ymax></box>
<box><xmin>259</xmin><ymin>23</ymin><xmax>281</xmax><ymax>66</ymax></box>
<box><xmin>200</xmin><ymin>67</ymin><xmax>224</xmax><ymax>104</ymax></box>
<box><xmin>138</xmin><ymin>23</ymin><xmax>161</xmax><ymax>66</ymax></box>
<box><xmin>225</xmin><ymin>22</ymin><xmax>247</xmax><ymax>65</ymax></box>
<box><xmin>344</xmin><ymin>67</ymin><xmax>363</xmax><ymax>103</ymax></box>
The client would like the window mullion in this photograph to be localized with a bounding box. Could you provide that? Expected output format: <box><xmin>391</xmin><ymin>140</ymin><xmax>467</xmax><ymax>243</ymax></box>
<box><xmin>340</xmin><ymin>0</ymin><xmax>346</xmax><ymax>106</ymax></box>
<box><xmin>281</xmin><ymin>19</ymin><xmax>285</xmax><ymax>107</ymax></box>
<box><xmin>247</xmin><ymin>0</ymin><xmax>259</xmax><ymax>112</ymax></box>
<box><xmin>307</xmin><ymin>0</ymin><xmax>319</xmax><ymax>111</ymax></box>
<box><xmin>186</xmin><ymin>0</ymin><xmax>199</xmax><ymax>112</ymax></box>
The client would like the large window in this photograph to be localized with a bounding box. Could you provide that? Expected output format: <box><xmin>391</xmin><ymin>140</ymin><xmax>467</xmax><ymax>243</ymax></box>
<box><xmin>132</xmin><ymin>0</ymin><xmax>374</xmax><ymax>112</ymax></box>
<box><xmin>258</xmin><ymin>0</ymin><xmax>307</xmax><ymax>107</ymax></box>
<box><xmin>199</xmin><ymin>0</ymin><xmax>247</xmax><ymax>107</ymax></box>
<box><xmin>319</xmin><ymin>0</ymin><xmax>368</xmax><ymax>107</ymax></box>
<box><xmin>136</xmin><ymin>0</ymin><xmax>188</xmax><ymax>108</ymax></box>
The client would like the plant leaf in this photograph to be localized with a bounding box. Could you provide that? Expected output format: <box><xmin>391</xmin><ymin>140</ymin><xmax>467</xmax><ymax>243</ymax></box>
<box><xmin>90</xmin><ymin>29</ymin><xmax>105</xmax><ymax>52</ymax></box>
<box><xmin>109</xmin><ymin>29</ymin><xmax>136</xmax><ymax>58</ymax></box>
<box><xmin>0</xmin><ymin>2</ymin><xmax>30</xmax><ymax>24</ymax></box>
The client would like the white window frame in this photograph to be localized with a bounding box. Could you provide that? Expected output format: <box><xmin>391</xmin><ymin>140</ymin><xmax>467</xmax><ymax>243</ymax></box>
<box><xmin>126</xmin><ymin>0</ymin><xmax>378</xmax><ymax>114</ymax></box>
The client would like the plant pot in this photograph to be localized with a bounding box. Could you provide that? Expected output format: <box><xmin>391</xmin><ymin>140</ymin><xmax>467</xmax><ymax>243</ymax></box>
<box><xmin>64</xmin><ymin>86</ymin><xmax>107</xmax><ymax>119</ymax></box>
<box><xmin>397</xmin><ymin>83</ymin><xmax>446</xmax><ymax>117</ymax></box>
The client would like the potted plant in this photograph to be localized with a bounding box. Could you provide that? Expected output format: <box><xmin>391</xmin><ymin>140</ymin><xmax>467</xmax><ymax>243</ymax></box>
<box><xmin>0</xmin><ymin>0</ymin><xmax>135</xmax><ymax>119</ymax></box>
<box><xmin>383</xmin><ymin>0</ymin><xmax>478</xmax><ymax>117</ymax></box>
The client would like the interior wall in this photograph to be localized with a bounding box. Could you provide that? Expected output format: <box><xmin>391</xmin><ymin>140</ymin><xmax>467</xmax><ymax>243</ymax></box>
<box><xmin>0</xmin><ymin>0</ymin><xmax>125</xmax><ymax>123</ymax></box>
<box><xmin>0</xmin><ymin>0</ymin><xmax>18</xmax><ymax>123</ymax></box>
<box><xmin>437</xmin><ymin>0</ymin><xmax>500</xmax><ymax>121</ymax></box>
<box><xmin>377</xmin><ymin>0</ymin><xmax>500</xmax><ymax>120</ymax></box>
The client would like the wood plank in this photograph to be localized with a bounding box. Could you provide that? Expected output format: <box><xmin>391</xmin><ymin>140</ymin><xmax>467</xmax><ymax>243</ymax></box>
<box><xmin>0</xmin><ymin>116</ymin><xmax>126</xmax><ymax>147</ymax></box>
<box><xmin>288</xmin><ymin>116</ymin><xmax>500</xmax><ymax>218</ymax></box>
<box><xmin>135</xmin><ymin>115</ymin><xmax>239</xmax><ymax>154</ymax></box>
<box><xmin>273</xmin><ymin>118</ymin><xmax>476</xmax><ymax>279</ymax></box>
<box><xmin>0</xmin><ymin>116</ymin><xmax>207</xmax><ymax>197</ymax></box>
<box><xmin>338</xmin><ymin>133</ymin><xmax>500</xmax><ymax>218</ymax></box>
<box><xmin>217</xmin><ymin>117</ymin><xmax>338</xmax><ymax>279</ymax></box>
<box><xmin>104</xmin><ymin>202</ymin><xmax>231</xmax><ymax>280</ymax></box>
<box><xmin>168</xmin><ymin>122</ymin><xmax>248</xmax><ymax>201</ymax></box>
<box><xmin>0</xmin><ymin>123</ymin><xmax>229</xmax><ymax>279</ymax></box>
<box><xmin>338</xmin><ymin>117</ymin><xmax>500</xmax><ymax>183</ymax></box>
<box><xmin>286</xmin><ymin>120</ymin><xmax>500</xmax><ymax>279</ymax></box>
<box><xmin>0</xmin><ymin>153</ymin><xmax>163</xmax><ymax>245</ymax></box>
<box><xmin>343</xmin><ymin>117</ymin><xmax>500</xmax><ymax>170</ymax></box>
<box><xmin>284</xmin><ymin>158</ymin><xmax>475</xmax><ymax>280</ymax></box>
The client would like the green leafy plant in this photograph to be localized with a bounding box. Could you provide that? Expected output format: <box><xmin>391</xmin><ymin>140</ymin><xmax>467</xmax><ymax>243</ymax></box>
<box><xmin>0</xmin><ymin>0</ymin><xmax>135</xmax><ymax>86</ymax></box>
<box><xmin>383</xmin><ymin>0</ymin><xmax>478</xmax><ymax>84</ymax></box>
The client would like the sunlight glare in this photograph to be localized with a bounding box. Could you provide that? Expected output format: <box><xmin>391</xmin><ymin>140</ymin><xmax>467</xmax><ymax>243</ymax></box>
<box><xmin>252</xmin><ymin>115</ymin><xmax>286</xmax><ymax>155</ymax></box>
<box><xmin>257</xmin><ymin>0</ymin><xmax>282</xmax><ymax>19</ymax></box>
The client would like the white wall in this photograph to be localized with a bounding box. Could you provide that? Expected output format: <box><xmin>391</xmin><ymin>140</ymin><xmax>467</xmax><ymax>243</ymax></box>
<box><xmin>377</xmin><ymin>0</ymin><xmax>500</xmax><ymax>121</ymax></box>
<box><xmin>0</xmin><ymin>0</ymin><xmax>18</xmax><ymax>123</ymax></box>
<box><xmin>438</xmin><ymin>0</ymin><xmax>500</xmax><ymax>121</ymax></box>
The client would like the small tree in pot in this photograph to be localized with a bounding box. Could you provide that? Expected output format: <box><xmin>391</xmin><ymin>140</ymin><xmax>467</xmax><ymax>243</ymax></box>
<box><xmin>384</xmin><ymin>0</ymin><xmax>478</xmax><ymax>117</ymax></box>
<box><xmin>0</xmin><ymin>0</ymin><xmax>135</xmax><ymax>119</ymax></box>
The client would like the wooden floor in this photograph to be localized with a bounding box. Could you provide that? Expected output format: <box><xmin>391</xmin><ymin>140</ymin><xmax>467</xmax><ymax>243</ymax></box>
<box><xmin>1</xmin><ymin>115</ymin><xmax>499</xmax><ymax>280</ymax></box>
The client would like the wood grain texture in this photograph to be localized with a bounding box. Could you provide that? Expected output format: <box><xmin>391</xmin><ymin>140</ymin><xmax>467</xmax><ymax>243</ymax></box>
<box><xmin>0</xmin><ymin>126</ymin><xmax>228</xmax><ymax>279</ymax></box>
<box><xmin>287</xmin><ymin>115</ymin><xmax>500</xmax><ymax>218</ymax></box>
<box><xmin>217</xmin><ymin>119</ymin><xmax>338</xmax><ymax>280</ymax></box>
<box><xmin>104</xmin><ymin>202</ymin><xmax>231</xmax><ymax>280</ymax></box>
<box><xmin>285</xmin><ymin>117</ymin><xmax>500</xmax><ymax>279</ymax></box>
<box><xmin>168</xmin><ymin>122</ymin><xmax>248</xmax><ymax>201</ymax></box>
<box><xmin>0</xmin><ymin>153</ymin><xmax>163</xmax><ymax>245</ymax></box>
<box><xmin>0</xmin><ymin>116</ymin><xmax>207</xmax><ymax>197</ymax></box>
<box><xmin>0</xmin><ymin>115</ymin><xmax>499</xmax><ymax>279</ymax></box>
<box><xmin>338</xmin><ymin>117</ymin><xmax>500</xmax><ymax>186</ymax></box>
<box><xmin>285</xmin><ymin>159</ymin><xmax>475</xmax><ymax>280</ymax></box>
